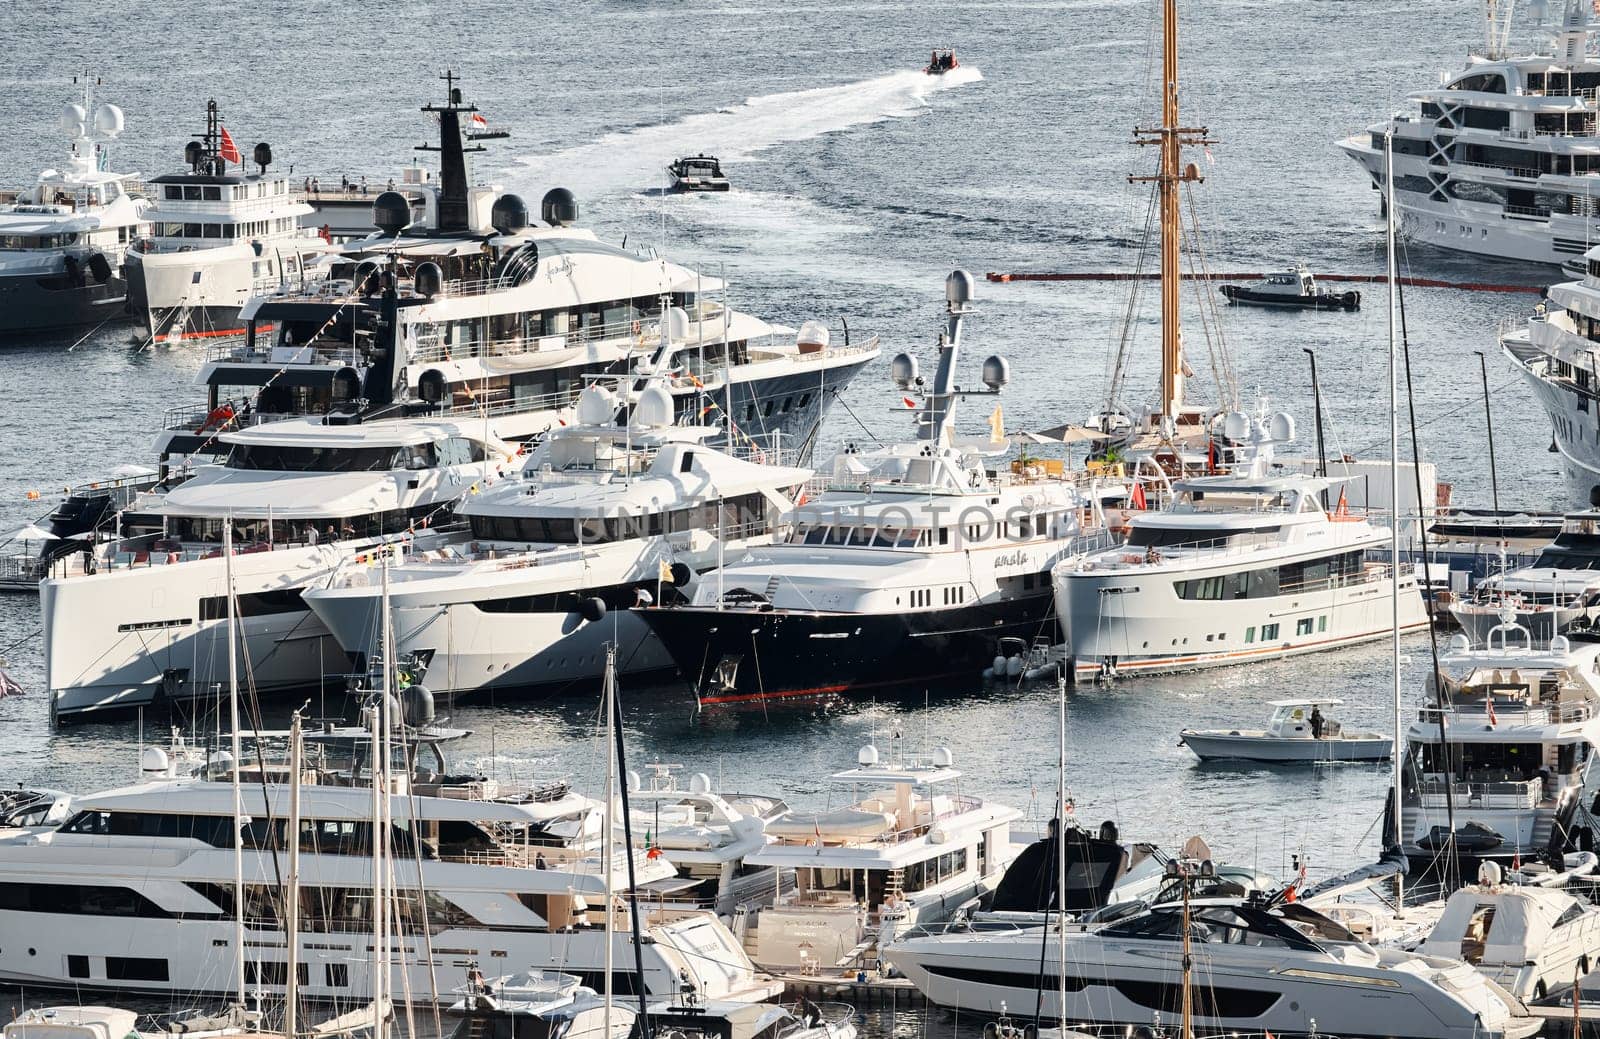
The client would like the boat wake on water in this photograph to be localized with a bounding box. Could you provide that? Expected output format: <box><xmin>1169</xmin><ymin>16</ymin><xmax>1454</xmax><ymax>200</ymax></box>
<box><xmin>512</xmin><ymin>66</ymin><xmax>984</xmax><ymax>200</ymax></box>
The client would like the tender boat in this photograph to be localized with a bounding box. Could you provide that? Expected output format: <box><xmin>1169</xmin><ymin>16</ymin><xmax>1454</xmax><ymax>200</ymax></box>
<box><xmin>667</xmin><ymin>155</ymin><xmax>730</xmax><ymax>193</ymax></box>
<box><xmin>1180</xmin><ymin>698</ymin><xmax>1392</xmax><ymax>763</ymax></box>
<box><xmin>1417</xmin><ymin>862</ymin><xmax>1600</xmax><ymax>1001</ymax></box>
<box><xmin>446</xmin><ymin>968</ymin><xmax>632</xmax><ymax>1039</ymax></box>
<box><xmin>1219</xmin><ymin>265</ymin><xmax>1360</xmax><ymax>310</ymax></box>
<box><xmin>924</xmin><ymin>50</ymin><xmax>959</xmax><ymax>75</ymax></box>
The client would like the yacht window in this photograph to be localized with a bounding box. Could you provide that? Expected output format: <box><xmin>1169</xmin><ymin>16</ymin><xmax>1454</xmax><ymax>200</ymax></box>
<box><xmin>164</xmin><ymin>185</ymin><xmax>182</xmax><ymax>200</ymax></box>
<box><xmin>226</xmin><ymin>444</ymin><xmax>416</xmax><ymax>472</ymax></box>
<box><xmin>203</xmin><ymin>223</ymin><xmax>222</xmax><ymax>239</ymax></box>
<box><xmin>0</xmin><ymin>882</ymin><xmax>179</xmax><ymax>919</ymax></box>
<box><xmin>803</xmin><ymin>526</ymin><xmax>828</xmax><ymax>546</ymax></box>
<box><xmin>202</xmin><ymin>186</ymin><xmax>222</xmax><ymax>201</ymax></box>
<box><xmin>1128</xmin><ymin>527</ymin><xmax>1236</xmax><ymax>550</ymax></box>
<box><xmin>184</xmin><ymin>186</ymin><xmax>202</xmax><ymax>200</ymax></box>
<box><xmin>184</xmin><ymin>222</ymin><xmax>203</xmax><ymax>237</ymax></box>
<box><xmin>873</xmin><ymin>528</ymin><xmax>900</xmax><ymax>547</ymax></box>
<box><xmin>939</xmin><ymin>528</ymin><xmax>950</xmax><ymax>546</ymax></box>
<box><xmin>900</xmin><ymin>530</ymin><xmax>924</xmax><ymax>548</ymax></box>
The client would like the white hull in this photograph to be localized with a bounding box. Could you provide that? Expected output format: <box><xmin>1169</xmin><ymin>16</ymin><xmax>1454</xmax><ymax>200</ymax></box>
<box><xmin>1056</xmin><ymin>558</ymin><xmax>1429</xmax><ymax>678</ymax></box>
<box><xmin>43</xmin><ymin>541</ymin><xmax>374</xmax><ymax>721</ymax></box>
<box><xmin>1505</xmin><ymin>329</ymin><xmax>1600</xmax><ymax>475</ymax></box>
<box><xmin>1179</xmin><ymin>731</ymin><xmax>1391</xmax><ymax>763</ymax></box>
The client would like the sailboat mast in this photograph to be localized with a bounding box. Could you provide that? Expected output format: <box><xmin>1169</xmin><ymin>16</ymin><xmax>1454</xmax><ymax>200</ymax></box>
<box><xmin>1055</xmin><ymin>678</ymin><xmax>1067</xmax><ymax>1025</ymax></box>
<box><xmin>1385</xmin><ymin>133</ymin><xmax>1406</xmax><ymax>908</ymax></box>
<box><xmin>1158</xmin><ymin>0</ymin><xmax>1182</xmax><ymax>419</ymax></box>
<box><xmin>602</xmin><ymin>645</ymin><xmax>616</xmax><ymax>1039</ymax></box>
<box><xmin>286</xmin><ymin>711</ymin><xmax>303</xmax><ymax>1039</ymax></box>
<box><xmin>225</xmin><ymin>523</ymin><xmax>246</xmax><ymax>1006</ymax></box>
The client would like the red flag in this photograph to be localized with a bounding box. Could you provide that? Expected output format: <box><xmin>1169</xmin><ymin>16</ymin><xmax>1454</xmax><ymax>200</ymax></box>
<box><xmin>219</xmin><ymin>126</ymin><xmax>241</xmax><ymax>165</ymax></box>
<box><xmin>470</xmin><ymin>112</ymin><xmax>488</xmax><ymax>129</ymax></box>
<box><xmin>902</xmin><ymin>397</ymin><xmax>917</xmax><ymax>409</ymax></box>
<box><xmin>1131</xmin><ymin>481</ymin><xmax>1147</xmax><ymax>511</ymax></box>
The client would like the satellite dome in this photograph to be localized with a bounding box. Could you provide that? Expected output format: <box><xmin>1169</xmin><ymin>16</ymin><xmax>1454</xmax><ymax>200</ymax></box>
<box><xmin>689</xmin><ymin>772</ymin><xmax>711</xmax><ymax>794</ymax></box>
<box><xmin>58</xmin><ymin>103</ymin><xmax>86</xmax><ymax>136</ymax></box>
<box><xmin>891</xmin><ymin>352</ymin><xmax>919</xmax><ymax>389</ymax></box>
<box><xmin>1267</xmin><ymin>412</ymin><xmax>1296</xmax><ymax>443</ymax></box>
<box><xmin>664</xmin><ymin>306</ymin><xmax>691</xmax><ymax>342</ymax></box>
<box><xmin>632</xmin><ymin>384</ymin><xmax>674</xmax><ymax>428</ymax></box>
<box><xmin>491</xmin><ymin>193</ymin><xmax>530</xmax><ymax>234</ymax></box>
<box><xmin>946</xmin><ymin>269</ymin><xmax>976</xmax><ymax>306</ymax></box>
<box><xmin>982</xmin><ymin>355</ymin><xmax>1010</xmax><ymax>390</ymax></box>
<box><xmin>541</xmin><ymin>187</ymin><xmax>578</xmax><ymax>226</ymax></box>
<box><xmin>857</xmin><ymin>745</ymin><xmax>880</xmax><ymax>766</ymax></box>
<box><xmin>371</xmin><ymin>190</ymin><xmax>411</xmax><ymax>237</ymax></box>
<box><xmin>1221</xmin><ymin>411</ymin><xmax>1250</xmax><ymax>442</ymax></box>
<box><xmin>574</xmin><ymin>385</ymin><xmax>617</xmax><ymax>426</ymax></box>
<box><xmin>91</xmin><ymin>102</ymin><xmax>124</xmax><ymax>137</ymax></box>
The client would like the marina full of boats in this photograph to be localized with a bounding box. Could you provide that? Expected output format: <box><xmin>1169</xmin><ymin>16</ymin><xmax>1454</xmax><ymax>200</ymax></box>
<box><xmin>23</xmin><ymin>1</ymin><xmax>1600</xmax><ymax>1038</ymax></box>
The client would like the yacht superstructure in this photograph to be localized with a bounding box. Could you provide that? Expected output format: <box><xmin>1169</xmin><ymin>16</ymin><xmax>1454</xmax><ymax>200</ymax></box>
<box><xmin>1451</xmin><ymin>508</ymin><xmax>1600</xmax><ymax>642</ymax></box>
<box><xmin>636</xmin><ymin>272</ymin><xmax>1124</xmax><ymax>704</ymax></box>
<box><xmin>125</xmin><ymin>100</ymin><xmax>322</xmax><ymax>344</ymax></box>
<box><xmin>43</xmin><ymin>416</ymin><xmax>515</xmax><ymax>723</ymax></box>
<box><xmin>300</xmin><ymin>383</ymin><xmax>811</xmax><ymax>700</ymax></box>
<box><xmin>0</xmin><ymin>78</ymin><xmax>149</xmax><ymax>335</ymax></box>
<box><xmin>1340</xmin><ymin>0</ymin><xmax>1600</xmax><ymax>267</ymax></box>
<box><xmin>1400</xmin><ymin>621</ymin><xmax>1600</xmax><ymax>870</ymax></box>
<box><xmin>740</xmin><ymin>738</ymin><xmax>1021</xmax><ymax>972</ymax></box>
<box><xmin>0</xmin><ymin>763</ymin><xmax>776</xmax><ymax>1003</ymax></box>
<box><xmin>1055</xmin><ymin>470</ymin><xmax>1429</xmax><ymax>678</ymax></box>
<box><xmin>154</xmin><ymin>74</ymin><xmax>876</xmax><ymax>468</ymax></box>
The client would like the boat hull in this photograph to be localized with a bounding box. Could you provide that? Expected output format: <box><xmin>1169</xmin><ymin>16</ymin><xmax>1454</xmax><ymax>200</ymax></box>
<box><xmin>1180</xmin><ymin>730</ymin><xmax>1392</xmax><ymax>763</ymax></box>
<box><xmin>1219</xmin><ymin>285</ymin><xmax>1360</xmax><ymax>310</ymax></box>
<box><xmin>0</xmin><ymin>267</ymin><xmax>129</xmax><ymax>336</ymax></box>
<box><xmin>636</xmin><ymin>590</ymin><xmax>1057</xmax><ymax>703</ymax></box>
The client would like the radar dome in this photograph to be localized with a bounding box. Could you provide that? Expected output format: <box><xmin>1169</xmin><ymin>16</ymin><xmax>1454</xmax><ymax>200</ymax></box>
<box><xmin>1221</xmin><ymin>411</ymin><xmax>1250</xmax><ymax>442</ymax></box>
<box><xmin>414</xmin><ymin>261</ymin><xmax>443</xmax><ymax>298</ymax></box>
<box><xmin>797</xmin><ymin>320</ymin><xmax>830</xmax><ymax>350</ymax></box>
<box><xmin>252</xmin><ymin>142</ymin><xmax>272</xmax><ymax>170</ymax></box>
<box><xmin>982</xmin><ymin>355</ymin><xmax>1010</xmax><ymax>390</ymax></box>
<box><xmin>184</xmin><ymin>141</ymin><xmax>204</xmax><ymax>168</ymax></box>
<box><xmin>946</xmin><ymin>269</ymin><xmax>976</xmax><ymax>306</ymax></box>
<box><xmin>139</xmin><ymin>746</ymin><xmax>170</xmax><ymax>776</ymax></box>
<box><xmin>1448</xmin><ymin>632</ymin><xmax>1470</xmax><ymax>653</ymax></box>
<box><xmin>857</xmin><ymin>744</ymin><xmax>879</xmax><ymax>766</ymax></box>
<box><xmin>1553</xmin><ymin>634</ymin><xmax>1572</xmax><ymax>655</ymax></box>
<box><xmin>632</xmin><ymin>384</ymin><xmax>674</xmax><ymax>428</ymax></box>
<box><xmin>574</xmin><ymin>385</ymin><xmax>618</xmax><ymax>426</ymax></box>
<box><xmin>689</xmin><ymin>772</ymin><xmax>711</xmax><ymax>794</ymax></box>
<box><xmin>1478</xmin><ymin>860</ymin><xmax>1503</xmax><ymax>886</ymax></box>
<box><xmin>58</xmin><ymin>103</ymin><xmax>86</xmax><ymax>136</ymax></box>
<box><xmin>541</xmin><ymin>187</ymin><xmax>578</xmax><ymax>226</ymax></box>
<box><xmin>491</xmin><ymin>193</ymin><xmax>530</xmax><ymax>234</ymax></box>
<box><xmin>931</xmin><ymin>746</ymin><xmax>954</xmax><ymax>767</ymax></box>
<box><xmin>664</xmin><ymin>306</ymin><xmax>691</xmax><ymax>342</ymax></box>
<box><xmin>891</xmin><ymin>352</ymin><xmax>919</xmax><ymax>389</ymax></box>
<box><xmin>91</xmin><ymin>102</ymin><xmax>124</xmax><ymax>137</ymax></box>
<box><xmin>1267</xmin><ymin>412</ymin><xmax>1296</xmax><ymax>443</ymax></box>
<box><xmin>371</xmin><ymin>190</ymin><xmax>411</xmax><ymax>237</ymax></box>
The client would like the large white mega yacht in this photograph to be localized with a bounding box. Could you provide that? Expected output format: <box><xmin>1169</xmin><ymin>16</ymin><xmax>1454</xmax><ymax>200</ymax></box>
<box><xmin>125</xmin><ymin>100</ymin><xmax>323</xmax><ymax>344</ymax></box>
<box><xmin>739</xmin><ymin>736</ymin><xmax>1021</xmax><ymax>973</ymax></box>
<box><xmin>0</xmin><ymin>78</ymin><xmax>150</xmax><ymax>336</ymax></box>
<box><xmin>1399</xmin><ymin>619</ymin><xmax>1600</xmax><ymax>871</ymax></box>
<box><xmin>1054</xmin><ymin>465</ymin><xmax>1430</xmax><ymax>679</ymax></box>
<box><xmin>1340</xmin><ymin>0</ymin><xmax>1600</xmax><ymax>267</ymax></box>
<box><xmin>300</xmin><ymin>383</ymin><xmax>810</xmax><ymax>700</ymax></box>
<box><xmin>0</xmin><ymin>732</ymin><xmax>776</xmax><ymax>1004</ymax></box>
<box><xmin>882</xmin><ymin>894</ymin><xmax>1539</xmax><ymax>1039</ymax></box>
<box><xmin>635</xmin><ymin>272</ymin><xmax>1126</xmax><ymax>705</ymax></box>
<box><xmin>1503</xmin><ymin>253</ymin><xmax>1600</xmax><ymax>474</ymax></box>
<box><xmin>154</xmin><ymin>74</ymin><xmax>876</xmax><ymax>468</ymax></box>
<box><xmin>43</xmin><ymin>414</ymin><xmax>516</xmax><ymax>723</ymax></box>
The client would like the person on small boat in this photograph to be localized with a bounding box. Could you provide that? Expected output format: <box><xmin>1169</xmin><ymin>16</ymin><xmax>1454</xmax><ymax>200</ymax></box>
<box><xmin>1311</xmin><ymin>704</ymin><xmax>1325</xmax><ymax>739</ymax></box>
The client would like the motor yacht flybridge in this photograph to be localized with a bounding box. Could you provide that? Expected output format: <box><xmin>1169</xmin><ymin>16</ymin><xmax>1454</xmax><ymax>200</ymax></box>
<box><xmin>0</xmin><ymin>76</ymin><xmax>150</xmax><ymax>335</ymax></box>
<box><xmin>125</xmin><ymin>99</ymin><xmax>322</xmax><ymax>344</ymax></box>
<box><xmin>635</xmin><ymin>271</ymin><xmax>1127</xmax><ymax>704</ymax></box>
<box><xmin>1341</xmin><ymin>0</ymin><xmax>1600</xmax><ymax>267</ymax></box>
<box><xmin>1399</xmin><ymin>618</ymin><xmax>1600</xmax><ymax>872</ymax></box>
<box><xmin>154</xmin><ymin>73</ymin><xmax>876</xmax><ymax>469</ymax></box>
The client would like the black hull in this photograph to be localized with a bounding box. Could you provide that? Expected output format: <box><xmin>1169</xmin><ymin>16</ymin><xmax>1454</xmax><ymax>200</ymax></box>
<box><xmin>636</xmin><ymin>590</ymin><xmax>1057</xmax><ymax>703</ymax></box>
<box><xmin>696</xmin><ymin>354</ymin><xmax>875</xmax><ymax>465</ymax></box>
<box><xmin>1220</xmin><ymin>285</ymin><xmax>1360</xmax><ymax>310</ymax></box>
<box><xmin>0</xmin><ymin>269</ymin><xmax>130</xmax><ymax>336</ymax></box>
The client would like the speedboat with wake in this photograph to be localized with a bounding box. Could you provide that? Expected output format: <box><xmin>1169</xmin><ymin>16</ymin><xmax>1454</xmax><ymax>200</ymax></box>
<box><xmin>1180</xmin><ymin>698</ymin><xmax>1392</xmax><ymax>763</ymax></box>
<box><xmin>1218</xmin><ymin>265</ymin><xmax>1359</xmax><ymax>311</ymax></box>
<box><xmin>636</xmin><ymin>271</ymin><xmax>1126</xmax><ymax>705</ymax></box>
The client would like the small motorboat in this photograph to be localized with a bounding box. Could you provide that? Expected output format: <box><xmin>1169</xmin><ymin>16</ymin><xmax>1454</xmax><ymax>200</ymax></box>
<box><xmin>925</xmin><ymin>49</ymin><xmax>959</xmax><ymax>75</ymax></box>
<box><xmin>1508</xmin><ymin>850</ymin><xmax>1600</xmax><ymax>888</ymax></box>
<box><xmin>1219</xmin><ymin>264</ymin><xmax>1360</xmax><ymax>311</ymax></box>
<box><xmin>667</xmin><ymin>155</ymin><xmax>730</xmax><ymax>193</ymax></box>
<box><xmin>1179</xmin><ymin>698</ymin><xmax>1392</xmax><ymax>763</ymax></box>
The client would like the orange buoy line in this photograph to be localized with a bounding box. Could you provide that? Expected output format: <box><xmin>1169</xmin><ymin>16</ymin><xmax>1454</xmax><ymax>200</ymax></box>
<box><xmin>984</xmin><ymin>271</ymin><xmax>1547</xmax><ymax>293</ymax></box>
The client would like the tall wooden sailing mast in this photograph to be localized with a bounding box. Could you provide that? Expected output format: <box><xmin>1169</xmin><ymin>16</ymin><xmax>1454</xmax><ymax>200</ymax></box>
<box><xmin>1130</xmin><ymin>0</ymin><xmax>1212</xmax><ymax>422</ymax></box>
